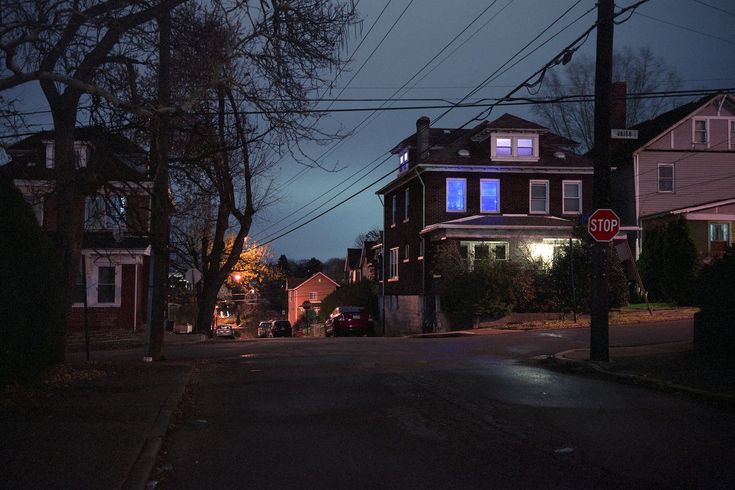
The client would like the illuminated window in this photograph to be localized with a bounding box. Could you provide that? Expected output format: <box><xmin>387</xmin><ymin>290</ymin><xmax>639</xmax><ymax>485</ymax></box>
<box><xmin>517</xmin><ymin>138</ymin><xmax>533</xmax><ymax>156</ymax></box>
<box><xmin>496</xmin><ymin>138</ymin><xmax>512</xmax><ymax>156</ymax></box>
<box><xmin>446</xmin><ymin>178</ymin><xmax>466</xmax><ymax>212</ymax></box>
<box><xmin>529</xmin><ymin>180</ymin><xmax>549</xmax><ymax>214</ymax></box>
<box><xmin>562</xmin><ymin>181</ymin><xmax>582</xmax><ymax>214</ymax></box>
<box><xmin>398</xmin><ymin>151</ymin><xmax>409</xmax><ymax>172</ymax></box>
<box><xmin>658</xmin><ymin>164</ymin><xmax>674</xmax><ymax>192</ymax></box>
<box><xmin>480</xmin><ymin>179</ymin><xmax>499</xmax><ymax>213</ymax></box>
<box><xmin>710</xmin><ymin>223</ymin><xmax>729</xmax><ymax>242</ymax></box>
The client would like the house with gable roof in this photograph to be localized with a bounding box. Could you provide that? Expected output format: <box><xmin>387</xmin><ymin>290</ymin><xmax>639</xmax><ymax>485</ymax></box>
<box><xmin>376</xmin><ymin>114</ymin><xmax>594</xmax><ymax>335</ymax></box>
<box><xmin>610</xmin><ymin>91</ymin><xmax>735</xmax><ymax>261</ymax></box>
<box><xmin>286</xmin><ymin>272</ymin><xmax>339</xmax><ymax>325</ymax></box>
<box><xmin>1</xmin><ymin>126</ymin><xmax>152</xmax><ymax>331</ymax></box>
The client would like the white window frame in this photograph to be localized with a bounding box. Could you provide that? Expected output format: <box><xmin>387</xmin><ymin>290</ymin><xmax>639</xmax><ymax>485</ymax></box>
<box><xmin>657</xmin><ymin>163</ymin><xmax>675</xmax><ymax>193</ymax></box>
<box><xmin>709</xmin><ymin>222</ymin><xmax>730</xmax><ymax>243</ymax></box>
<box><xmin>479</xmin><ymin>178</ymin><xmax>500</xmax><ymax>214</ymax></box>
<box><xmin>693</xmin><ymin>118</ymin><xmax>708</xmax><ymax>146</ymax></box>
<box><xmin>529</xmin><ymin>180</ymin><xmax>549</xmax><ymax>214</ymax></box>
<box><xmin>391</xmin><ymin>194</ymin><xmax>397</xmax><ymax>227</ymax></box>
<box><xmin>446</xmin><ymin>178</ymin><xmax>467</xmax><ymax>213</ymax></box>
<box><xmin>388</xmin><ymin>247</ymin><xmax>399</xmax><ymax>281</ymax></box>
<box><xmin>491</xmin><ymin>133</ymin><xmax>539</xmax><ymax>161</ymax></box>
<box><xmin>309</xmin><ymin>291</ymin><xmax>318</xmax><ymax>301</ymax></box>
<box><xmin>85</xmin><ymin>260</ymin><xmax>122</xmax><ymax>307</ymax></box>
<box><xmin>562</xmin><ymin>180</ymin><xmax>582</xmax><ymax>215</ymax></box>
<box><xmin>404</xmin><ymin>187</ymin><xmax>410</xmax><ymax>222</ymax></box>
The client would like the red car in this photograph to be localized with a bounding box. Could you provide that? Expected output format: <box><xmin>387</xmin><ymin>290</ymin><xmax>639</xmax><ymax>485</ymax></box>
<box><xmin>325</xmin><ymin>306</ymin><xmax>375</xmax><ymax>337</ymax></box>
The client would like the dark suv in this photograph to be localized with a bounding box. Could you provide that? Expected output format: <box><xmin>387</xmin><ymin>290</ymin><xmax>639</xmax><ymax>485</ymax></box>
<box><xmin>325</xmin><ymin>306</ymin><xmax>375</xmax><ymax>337</ymax></box>
<box><xmin>269</xmin><ymin>320</ymin><xmax>292</xmax><ymax>338</ymax></box>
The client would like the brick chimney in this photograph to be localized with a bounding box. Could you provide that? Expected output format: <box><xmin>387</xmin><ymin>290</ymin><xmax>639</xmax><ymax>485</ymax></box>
<box><xmin>416</xmin><ymin>116</ymin><xmax>430</xmax><ymax>161</ymax></box>
<box><xmin>611</xmin><ymin>82</ymin><xmax>627</xmax><ymax>129</ymax></box>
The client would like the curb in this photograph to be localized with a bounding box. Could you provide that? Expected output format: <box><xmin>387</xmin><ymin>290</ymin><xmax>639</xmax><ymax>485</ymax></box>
<box><xmin>551</xmin><ymin>349</ymin><xmax>735</xmax><ymax>404</ymax></box>
<box><xmin>122</xmin><ymin>362</ymin><xmax>194</xmax><ymax>490</ymax></box>
<box><xmin>408</xmin><ymin>331</ymin><xmax>476</xmax><ymax>339</ymax></box>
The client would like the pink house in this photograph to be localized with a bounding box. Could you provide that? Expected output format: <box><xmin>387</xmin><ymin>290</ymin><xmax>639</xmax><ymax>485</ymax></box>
<box><xmin>611</xmin><ymin>92</ymin><xmax>735</xmax><ymax>261</ymax></box>
<box><xmin>286</xmin><ymin>272</ymin><xmax>339</xmax><ymax>325</ymax></box>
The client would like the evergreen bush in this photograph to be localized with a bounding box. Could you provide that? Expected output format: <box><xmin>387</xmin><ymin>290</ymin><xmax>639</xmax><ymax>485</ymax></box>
<box><xmin>0</xmin><ymin>176</ymin><xmax>66</xmax><ymax>387</ymax></box>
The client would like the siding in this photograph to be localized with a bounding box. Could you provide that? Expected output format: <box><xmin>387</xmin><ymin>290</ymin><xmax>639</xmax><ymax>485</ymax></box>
<box><xmin>637</xmin><ymin>150</ymin><xmax>735</xmax><ymax>217</ymax></box>
<box><xmin>287</xmin><ymin>273</ymin><xmax>338</xmax><ymax>325</ymax></box>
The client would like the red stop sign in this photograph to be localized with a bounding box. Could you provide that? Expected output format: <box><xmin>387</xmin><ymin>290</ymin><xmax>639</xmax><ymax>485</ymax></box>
<box><xmin>301</xmin><ymin>300</ymin><xmax>312</xmax><ymax>310</ymax></box>
<box><xmin>587</xmin><ymin>208</ymin><xmax>620</xmax><ymax>242</ymax></box>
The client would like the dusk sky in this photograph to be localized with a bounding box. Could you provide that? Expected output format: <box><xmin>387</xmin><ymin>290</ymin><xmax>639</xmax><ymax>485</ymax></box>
<box><xmin>6</xmin><ymin>0</ymin><xmax>734</xmax><ymax>262</ymax></box>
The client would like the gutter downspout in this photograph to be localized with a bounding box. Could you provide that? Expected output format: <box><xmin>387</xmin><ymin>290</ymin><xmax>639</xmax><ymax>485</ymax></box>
<box><xmin>417</xmin><ymin>168</ymin><xmax>427</xmax><ymax>330</ymax></box>
<box><xmin>378</xmin><ymin>195</ymin><xmax>385</xmax><ymax>336</ymax></box>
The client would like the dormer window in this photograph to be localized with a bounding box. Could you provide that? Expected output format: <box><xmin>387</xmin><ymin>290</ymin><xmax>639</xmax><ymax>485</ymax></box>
<box><xmin>43</xmin><ymin>141</ymin><xmax>90</xmax><ymax>168</ymax></box>
<box><xmin>398</xmin><ymin>151</ymin><xmax>409</xmax><ymax>173</ymax></box>
<box><xmin>491</xmin><ymin>134</ymin><xmax>539</xmax><ymax>161</ymax></box>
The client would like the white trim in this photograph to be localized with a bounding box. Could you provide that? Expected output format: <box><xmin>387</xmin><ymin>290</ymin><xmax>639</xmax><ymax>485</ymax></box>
<box><xmin>479</xmin><ymin>178</ymin><xmax>500</xmax><ymax>213</ymax></box>
<box><xmin>561</xmin><ymin>180</ymin><xmax>582</xmax><ymax>215</ymax></box>
<box><xmin>287</xmin><ymin>272</ymin><xmax>340</xmax><ymax>290</ymax></box>
<box><xmin>490</xmin><ymin>133</ymin><xmax>540</xmax><ymax>162</ymax></box>
<box><xmin>634</xmin><ymin>154</ymin><xmax>640</xmax><ymax>225</ymax></box>
<box><xmin>682</xmin><ymin>213</ymin><xmax>735</xmax><ymax>221</ymax></box>
<box><xmin>88</xmin><ymin>259</ymin><xmax>122</xmax><ymax>307</ymax></box>
<box><xmin>420</xmin><ymin>164</ymin><xmax>592</xmax><ymax>174</ymax></box>
<box><xmin>445</xmin><ymin>177</ymin><xmax>467</xmax><ymax>213</ymax></box>
<box><xmin>529</xmin><ymin>180</ymin><xmax>549</xmax><ymax>214</ymax></box>
<box><xmin>388</xmin><ymin>247</ymin><xmax>399</xmax><ymax>281</ymax></box>
<box><xmin>666</xmin><ymin>198</ymin><xmax>735</xmax><ymax>215</ymax></box>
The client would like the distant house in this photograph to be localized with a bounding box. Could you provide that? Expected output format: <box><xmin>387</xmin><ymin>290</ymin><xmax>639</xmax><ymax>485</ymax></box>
<box><xmin>286</xmin><ymin>272</ymin><xmax>339</xmax><ymax>325</ymax></box>
<box><xmin>1</xmin><ymin>126</ymin><xmax>151</xmax><ymax>331</ymax></box>
<box><xmin>610</xmin><ymin>91</ymin><xmax>735</xmax><ymax>261</ymax></box>
<box><xmin>345</xmin><ymin>248</ymin><xmax>362</xmax><ymax>284</ymax></box>
<box><xmin>376</xmin><ymin>114</ymin><xmax>594</xmax><ymax>335</ymax></box>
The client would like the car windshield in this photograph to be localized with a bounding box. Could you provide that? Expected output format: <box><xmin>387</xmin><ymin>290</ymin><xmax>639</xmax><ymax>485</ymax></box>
<box><xmin>337</xmin><ymin>306</ymin><xmax>362</xmax><ymax>314</ymax></box>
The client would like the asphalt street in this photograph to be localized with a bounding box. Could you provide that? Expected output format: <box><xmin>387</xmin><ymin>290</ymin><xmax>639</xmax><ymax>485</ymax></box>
<box><xmin>136</xmin><ymin>320</ymin><xmax>735</xmax><ymax>489</ymax></box>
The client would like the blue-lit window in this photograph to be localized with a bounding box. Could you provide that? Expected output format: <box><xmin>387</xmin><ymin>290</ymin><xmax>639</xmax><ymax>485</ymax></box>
<box><xmin>517</xmin><ymin>138</ymin><xmax>533</xmax><ymax>156</ymax></box>
<box><xmin>480</xmin><ymin>179</ymin><xmax>499</xmax><ymax>213</ymax></box>
<box><xmin>446</xmin><ymin>178</ymin><xmax>466</xmax><ymax>212</ymax></box>
<box><xmin>398</xmin><ymin>151</ymin><xmax>409</xmax><ymax>172</ymax></box>
<box><xmin>495</xmin><ymin>138</ymin><xmax>512</xmax><ymax>156</ymax></box>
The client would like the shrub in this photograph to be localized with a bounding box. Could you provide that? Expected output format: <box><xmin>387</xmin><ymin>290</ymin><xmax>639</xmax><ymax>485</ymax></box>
<box><xmin>696</xmin><ymin>246</ymin><xmax>735</xmax><ymax>311</ymax></box>
<box><xmin>0</xmin><ymin>176</ymin><xmax>66</xmax><ymax>388</ymax></box>
<box><xmin>319</xmin><ymin>281</ymin><xmax>378</xmax><ymax>321</ymax></box>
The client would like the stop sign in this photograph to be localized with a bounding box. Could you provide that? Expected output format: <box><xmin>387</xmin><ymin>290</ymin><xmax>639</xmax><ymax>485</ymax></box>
<box><xmin>587</xmin><ymin>208</ymin><xmax>620</xmax><ymax>242</ymax></box>
<box><xmin>301</xmin><ymin>300</ymin><xmax>312</xmax><ymax>310</ymax></box>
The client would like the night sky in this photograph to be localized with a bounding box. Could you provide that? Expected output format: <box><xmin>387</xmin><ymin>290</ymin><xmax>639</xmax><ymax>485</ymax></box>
<box><xmin>6</xmin><ymin>0</ymin><xmax>734</xmax><ymax>262</ymax></box>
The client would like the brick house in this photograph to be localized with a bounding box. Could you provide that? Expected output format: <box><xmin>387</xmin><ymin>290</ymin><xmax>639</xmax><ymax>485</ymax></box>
<box><xmin>610</xmin><ymin>91</ymin><xmax>735</xmax><ymax>261</ymax></box>
<box><xmin>345</xmin><ymin>238</ymin><xmax>382</xmax><ymax>284</ymax></box>
<box><xmin>376</xmin><ymin>114</ymin><xmax>594</xmax><ymax>335</ymax></box>
<box><xmin>1</xmin><ymin>127</ymin><xmax>151</xmax><ymax>331</ymax></box>
<box><xmin>286</xmin><ymin>272</ymin><xmax>339</xmax><ymax>325</ymax></box>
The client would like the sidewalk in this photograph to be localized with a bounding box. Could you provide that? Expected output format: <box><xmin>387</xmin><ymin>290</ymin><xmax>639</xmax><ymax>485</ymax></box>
<box><xmin>0</xmin><ymin>360</ymin><xmax>193</xmax><ymax>490</ymax></box>
<box><xmin>66</xmin><ymin>330</ymin><xmax>207</xmax><ymax>353</ymax></box>
<box><xmin>551</xmin><ymin>342</ymin><xmax>735</xmax><ymax>403</ymax></box>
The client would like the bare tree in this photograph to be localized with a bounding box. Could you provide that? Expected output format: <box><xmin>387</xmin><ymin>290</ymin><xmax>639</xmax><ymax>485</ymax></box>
<box><xmin>533</xmin><ymin>46</ymin><xmax>682</xmax><ymax>152</ymax></box>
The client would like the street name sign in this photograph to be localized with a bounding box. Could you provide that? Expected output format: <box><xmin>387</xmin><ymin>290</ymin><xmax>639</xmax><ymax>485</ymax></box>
<box><xmin>611</xmin><ymin>128</ymin><xmax>638</xmax><ymax>139</ymax></box>
<box><xmin>587</xmin><ymin>208</ymin><xmax>620</xmax><ymax>242</ymax></box>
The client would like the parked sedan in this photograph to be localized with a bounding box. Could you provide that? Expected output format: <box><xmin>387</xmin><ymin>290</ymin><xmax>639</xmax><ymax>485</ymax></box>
<box><xmin>257</xmin><ymin>321</ymin><xmax>272</xmax><ymax>338</ymax></box>
<box><xmin>325</xmin><ymin>306</ymin><xmax>375</xmax><ymax>337</ymax></box>
<box><xmin>269</xmin><ymin>320</ymin><xmax>292</xmax><ymax>338</ymax></box>
<box><xmin>215</xmin><ymin>325</ymin><xmax>235</xmax><ymax>339</ymax></box>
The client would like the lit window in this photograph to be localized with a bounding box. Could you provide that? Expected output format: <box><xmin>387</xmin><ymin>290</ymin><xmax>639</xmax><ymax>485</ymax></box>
<box><xmin>404</xmin><ymin>187</ymin><xmax>410</xmax><ymax>221</ymax></box>
<box><xmin>446</xmin><ymin>178</ymin><xmax>466</xmax><ymax>212</ymax></box>
<box><xmin>710</xmin><ymin>223</ymin><xmax>729</xmax><ymax>242</ymax></box>
<box><xmin>694</xmin><ymin>119</ymin><xmax>707</xmax><ymax>144</ymax></box>
<box><xmin>389</xmin><ymin>247</ymin><xmax>399</xmax><ymax>280</ymax></box>
<box><xmin>480</xmin><ymin>179</ymin><xmax>499</xmax><ymax>213</ymax></box>
<box><xmin>391</xmin><ymin>194</ymin><xmax>396</xmax><ymax>226</ymax></box>
<box><xmin>562</xmin><ymin>181</ymin><xmax>582</xmax><ymax>214</ymax></box>
<box><xmin>496</xmin><ymin>138</ymin><xmax>512</xmax><ymax>156</ymax></box>
<box><xmin>658</xmin><ymin>164</ymin><xmax>674</xmax><ymax>192</ymax></box>
<box><xmin>97</xmin><ymin>266</ymin><xmax>116</xmax><ymax>304</ymax></box>
<box><xmin>529</xmin><ymin>181</ymin><xmax>549</xmax><ymax>214</ymax></box>
<box><xmin>398</xmin><ymin>151</ymin><xmax>409</xmax><ymax>172</ymax></box>
<box><xmin>517</xmin><ymin>138</ymin><xmax>533</xmax><ymax>156</ymax></box>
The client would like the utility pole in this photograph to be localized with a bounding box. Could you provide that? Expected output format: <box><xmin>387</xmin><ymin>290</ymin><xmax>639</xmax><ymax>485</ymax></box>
<box><xmin>144</xmin><ymin>10</ymin><xmax>172</xmax><ymax>362</ymax></box>
<box><xmin>590</xmin><ymin>0</ymin><xmax>614</xmax><ymax>362</ymax></box>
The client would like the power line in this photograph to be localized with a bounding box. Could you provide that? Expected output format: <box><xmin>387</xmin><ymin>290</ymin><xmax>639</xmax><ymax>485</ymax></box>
<box><xmin>691</xmin><ymin>0</ymin><xmax>735</xmax><ymax>18</ymax></box>
<box><xmin>633</xmin><ymin>11</ymin><xmax>735</xmax><ymax>46</ymax></box>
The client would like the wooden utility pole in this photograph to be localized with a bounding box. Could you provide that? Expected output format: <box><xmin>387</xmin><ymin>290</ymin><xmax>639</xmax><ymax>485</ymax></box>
<box><xmin>590</xmin><ymin>0</ymin><xmax>614</xmax><ymax>362</ymax></box>
<box><xmin>144</xmin><ymin>10</ymin><xmax>172</xmax><ymax>362</ymax></box>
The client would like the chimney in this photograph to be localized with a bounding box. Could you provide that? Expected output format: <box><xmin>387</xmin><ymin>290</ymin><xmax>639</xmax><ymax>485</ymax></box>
<box><xmin>611</xmin><ymin>82</ymin><xmax>627</xmax><ymax>129</ymax></box>
<box><xmin>416</xmin><ymin>116</ymin><xmax>430</xmax><ymax>161</ymax></box>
